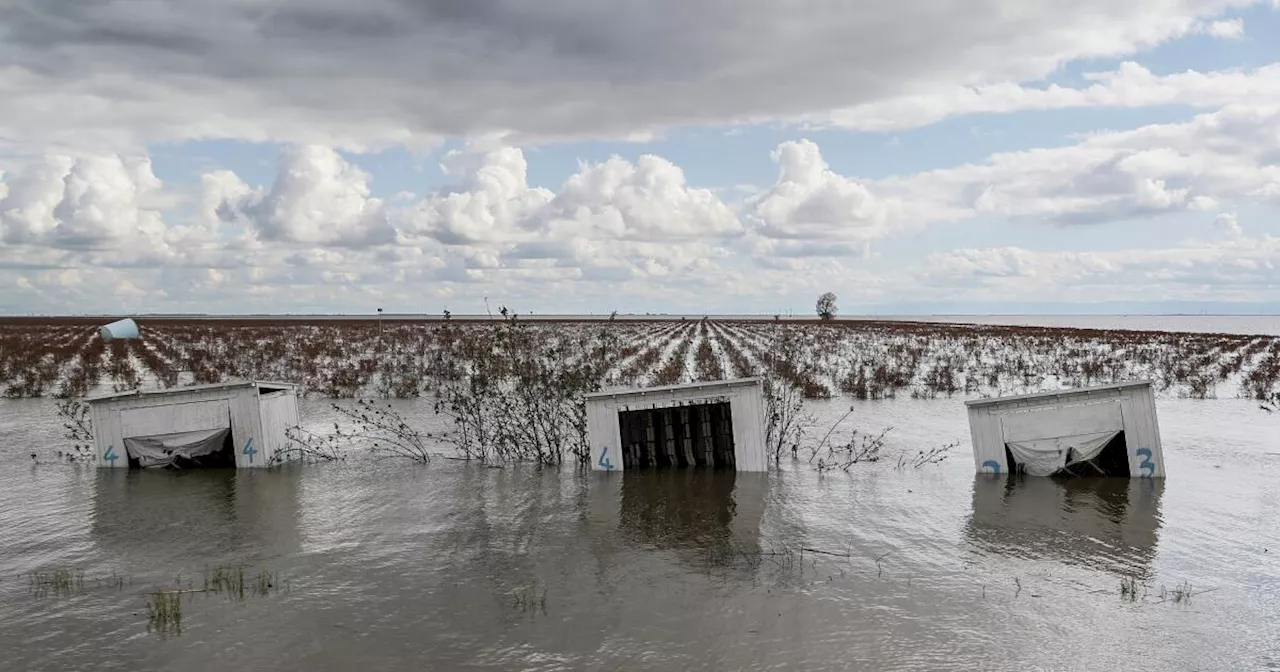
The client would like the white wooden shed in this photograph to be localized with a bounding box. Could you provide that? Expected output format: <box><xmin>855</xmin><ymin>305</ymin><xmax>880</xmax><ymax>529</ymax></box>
<box><xmin>586</xmin><ymin>378</ymin><xmax>768</xmax><ymax>472</ymax></box>
<box><xmin>86</xmin><ymin>380</ymin><xmax>300</xmax><ymax>469</ymax></box>
<box><xmin>966</xmin><ymin>380</ymin><xmax>1164</xmax><ymax>478</ymax></box>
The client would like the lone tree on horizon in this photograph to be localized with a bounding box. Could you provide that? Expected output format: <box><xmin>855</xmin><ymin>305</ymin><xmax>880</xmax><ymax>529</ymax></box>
<box><xmin>816</xmin><ymin>292</ymin><xmax>837</xmax><ymax>320</ymax></box>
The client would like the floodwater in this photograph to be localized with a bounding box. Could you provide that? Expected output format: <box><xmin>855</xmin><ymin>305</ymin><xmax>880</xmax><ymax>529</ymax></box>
<box><xmin>1</xmin><ymin>396</ymin><xmax>1278</xmax><ymax>671</ymax></box>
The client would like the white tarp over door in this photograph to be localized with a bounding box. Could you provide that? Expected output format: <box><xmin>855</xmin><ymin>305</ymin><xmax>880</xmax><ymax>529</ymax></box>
<box><xmin>124</xmin><ymin>428</ymin><xmax>230</xmax><ymax>468</ymax></box>
<box><xmin>1000</xmin><ymin>402</ymin><xmax>1124</xmax><ymax>476</ymax></box>
<box><xmin>1004</xmin><ymin>430</ymin><xmax>1121</xmax><ymax>476</ymax></box>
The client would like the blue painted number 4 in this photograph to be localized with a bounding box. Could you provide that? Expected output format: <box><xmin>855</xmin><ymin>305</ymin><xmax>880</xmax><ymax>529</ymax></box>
<box><xmin>103</xmin><ymin>445</ymin><xmax>118</xmax><ymax>467</ymax></box>
<box><xmin>243</xmin><ymin>438</ymin><xmax>257</xmax><ymax>464</ymax></box>
<box><xmin>597</xmin><ymin>445</ymin><xmax>614</xmax><ymax>471</ymax></box>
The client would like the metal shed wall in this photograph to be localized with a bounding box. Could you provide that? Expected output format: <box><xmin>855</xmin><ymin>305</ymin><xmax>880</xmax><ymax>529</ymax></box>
<box><xmin>257</xmin><ymin>389</ymin><xmax>301</xmax><ymax>466</ymax></box>
<box><xmin>586</xmin><ymin>378</ymin><xmax>767</xmax><ymax>472</ymax></box>
<box><xmin>966</xmin><ymin>381</ymin><xmax>1164</xmax><ymax>478</ymax></box>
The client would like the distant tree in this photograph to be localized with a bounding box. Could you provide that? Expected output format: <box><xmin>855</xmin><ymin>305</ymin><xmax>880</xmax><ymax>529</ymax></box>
<box><xmin>816</xmin><ymin>292</ymin><xmax>838</xmax><ymax>320</ymax></box>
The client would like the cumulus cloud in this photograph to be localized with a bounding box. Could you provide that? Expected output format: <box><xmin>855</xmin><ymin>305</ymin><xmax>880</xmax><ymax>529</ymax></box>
<box><xmin>217</xmin><ymin>146</ymin><xmax>396</xmax><ymax>247</ymax></box>
<box><xmin>744</xmin><ymin>140</ymin><xmax>905</xmax><ymax>257</ymax></box>
<box><xmin>539</xmin><ymin>154</ymin><xmax>741</xmax><ymax>241</ymax></box>
<box><xmin>0</xmin><ymin>154</ymin><xmax>168</xmax><ymax>250</ymax></box>
<box><xmin>402</xmin><ymin>147</ymin><xmax>554</xmax><ymax>245</ymax></box>
<box><xmin>0</xmin><ymin>0</ymin><xmax>1260</xmax><ymax>153</ymax></box>
<box><xmin>404</xmin><ymin>145</ymin><xmax>740</xmax><ymax>264</ymax></box>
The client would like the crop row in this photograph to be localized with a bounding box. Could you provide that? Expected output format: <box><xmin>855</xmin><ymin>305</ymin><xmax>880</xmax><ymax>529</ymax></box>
<box><xmin>0</xmin><ymin>318</ymin><xmax>1277</xmax><ymax>400</ymax></box>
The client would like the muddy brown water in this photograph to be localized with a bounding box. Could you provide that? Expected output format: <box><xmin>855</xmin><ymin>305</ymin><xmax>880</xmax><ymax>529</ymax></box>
<box><xmin>1</xmin><ymin>396</ymin><xmax>1277</xmax><ymax>671</ymax></box>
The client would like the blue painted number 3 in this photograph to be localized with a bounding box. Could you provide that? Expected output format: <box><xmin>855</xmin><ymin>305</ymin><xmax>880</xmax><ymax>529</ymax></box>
<box><xmin>243</xmin><ymin>438</ymin><xmax>257</xmax><ymax>464</ymax></box>
<box><xmin>597</xmin><ymin>445</ymin><xmax>614</xmax><ymax>471</ymax></box>
<box><xmin>1135</xmin><ymin>447</ymin><xmax>1155</xmax><ymax>478</ymax></box>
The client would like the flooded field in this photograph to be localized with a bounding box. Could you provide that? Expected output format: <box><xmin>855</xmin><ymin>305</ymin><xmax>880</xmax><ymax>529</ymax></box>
<box><xmin>1</xmin><ymin>395</ymin><xmax>1277</xmax><ymax>671</ymax></box>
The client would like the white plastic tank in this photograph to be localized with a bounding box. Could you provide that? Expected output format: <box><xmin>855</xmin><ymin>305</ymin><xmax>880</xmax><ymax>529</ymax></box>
<box><xmin>99</xmin><ymin>318</ymin><xmax>139</xmax><ymax>341</ymax></box>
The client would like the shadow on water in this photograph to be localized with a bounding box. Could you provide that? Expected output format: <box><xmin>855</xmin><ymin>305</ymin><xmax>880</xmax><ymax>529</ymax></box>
<box><xmin>966</xmin><ymin>475</ymin><xmax>1165</xmax><ymax>576</ymax></box>
<box><xmin>90</xmin><ymin>466</ymin><xmax>303</xmax><ymax>568</ymax></box>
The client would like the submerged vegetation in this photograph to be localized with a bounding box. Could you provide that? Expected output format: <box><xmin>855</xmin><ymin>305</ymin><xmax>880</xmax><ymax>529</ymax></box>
<box><xmin>4</xmin><ymin>316</ymin><xmax>1276</xmax><ymax>403</ymax></box>
<box><xmin>12</xmin><ymin>314</ymin><xmax>1279</xmax><ymax>468</ymax></box>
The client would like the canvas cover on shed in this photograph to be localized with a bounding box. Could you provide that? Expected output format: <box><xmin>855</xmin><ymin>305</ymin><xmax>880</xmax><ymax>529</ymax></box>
<box><xmin>1000</xmin><ymin>401</ymin><xmax>1123</xmax><ymax>476</ymax></box>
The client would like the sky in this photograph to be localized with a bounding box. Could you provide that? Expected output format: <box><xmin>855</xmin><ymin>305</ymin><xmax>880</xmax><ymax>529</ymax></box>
<box><xmin>2</xmin><ymin>1</ymin><xmax>1280</xmax><ymax>316</ymax></box>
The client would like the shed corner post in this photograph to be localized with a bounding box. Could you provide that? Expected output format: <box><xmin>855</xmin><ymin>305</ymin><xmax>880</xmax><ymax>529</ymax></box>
<box><xmin>230</xmin><ymin>386</ymin><xmax>266</xmax><ymax>469</ymax></box>
<box><xmin>968</xmin><ymin>405</ymin><xmax>1005</xmax><ymax>476</ymax></box>
<box><xmin>587</xmin><ymin>398</ymin><xmax>623</xmax><ymax>473</ymax></box>
<box><xmin>729</xmin><ymin>386</ymin><xmax>767</xmax><ymax>472</ymax></box>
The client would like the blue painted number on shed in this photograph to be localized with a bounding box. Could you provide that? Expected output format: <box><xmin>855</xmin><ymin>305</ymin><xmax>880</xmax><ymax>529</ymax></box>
<box><xmin>597</xmin><ymin>445</ymin><xmax>614</xmax><ymax>471</ymax></box>
<box><xmin>243</xmin><ymin>438</ymin><xmax>257</xmax><ymax>464</ymax></box>
<box><xmin>103</xmin><ymin>445</ymin><xmax>118</xmax><ymax>467</ymax></box>
<box><xmin>1135</xmin><ymin>447</ymin><xmax>1155</xmax><ymax>478</ymax></box>
<box><xmin>981</xmin><ymin>460</ymin><xmax>1001</xmax><ymax>474</ymax></box>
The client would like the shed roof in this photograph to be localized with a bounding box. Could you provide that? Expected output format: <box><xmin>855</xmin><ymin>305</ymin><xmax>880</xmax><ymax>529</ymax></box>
<box><xmin>585</xmin><ymin>377</ymin><xmax>763</xmax><ymax>401</ymax></box>
<box><xmin>964</xmin><ymin>380</ymin><xmax>1154</xmax><ymax>409</ymax></box>
<box><xmin>86</xmin><ymin>379</ymin><xmax>296</xmax><ymax>404</ymax></box>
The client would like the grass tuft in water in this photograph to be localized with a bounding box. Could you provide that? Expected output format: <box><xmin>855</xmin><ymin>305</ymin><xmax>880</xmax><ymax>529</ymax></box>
<box><xmin>509</xmin><ymin>585</ymin><xmax>547</xmax><ymax>614</ymax></box>
<box><xmin>204</xmin><ymin>565</ymin><xmax>247</xmax><ymax>600</ymax></box>
<box><xmin>1119</xmin><ymin>577</ymin><xmax>1142</xmax><ymax>601</ymax></box>
<box><xmin>1163</xmin><ymin>580</ymin><xmax>1195</xmax><ymax>604</ymax></box>
<box><xmin>28</xmin><ymin>569</ymin><xmax>85</xmax><ymax>598</ymax></box>
<box><xmin>146</xmin><ymin>590</ymin><xmax>183</xmax><ymax>636</ymax></box>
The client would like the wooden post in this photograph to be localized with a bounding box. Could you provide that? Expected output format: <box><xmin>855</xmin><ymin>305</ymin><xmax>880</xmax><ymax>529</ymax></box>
<box><xmin>644</xmin><ymin>410</ymin><xmax>657</xmax><ymax>468</ymax></box>
<box><xmin>663</xmin><ymin>408</ymin><xmax>677</xmax><ymax>468</ymax></box>
<box><xmin>699</xmin><ymin>405</ymin><xmax>714</xmax><ymax>468</ymax></box>
<box><xmin>680</xmin><ymin>407</ymin><xmax>696</xmax><ymax>466</ymax></box>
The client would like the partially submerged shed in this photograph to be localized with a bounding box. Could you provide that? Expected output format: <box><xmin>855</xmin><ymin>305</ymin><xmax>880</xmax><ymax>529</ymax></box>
<box><xmin>966</xmin><ymin>380</ymin><xmax>1164</xmax><ymax>478</ymax></box>
<box><xmin>86</xmin><ymin>380</ymin><xmax>300</xmax><ymax>469</ymax></box>
<box><xmin>587</xmin><ymin>378</ymin><xmax>767</xmax><ymax>472</ymax></box>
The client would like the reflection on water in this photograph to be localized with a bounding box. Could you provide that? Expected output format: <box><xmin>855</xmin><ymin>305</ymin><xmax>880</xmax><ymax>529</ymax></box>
<box><xmin>966</xmin><ymin>475</ymin><xmax>1165</xmax><ymax>576</ymax></box>
<box><xmin>91</xmin><ymin>466</ymin><xmax>303</xmax><ymax>566</ymax></box>
<box><xmin>617</xmin><ymin>470</ymin><xmax>766</xmax><ymax>551</ymax></box>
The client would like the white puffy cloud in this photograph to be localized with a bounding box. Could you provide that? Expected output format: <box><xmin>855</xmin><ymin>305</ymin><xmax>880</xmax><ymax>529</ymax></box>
<box><xmin>0</xmin><ymin>154</ymin><xmax>168</xmax><ymax>250</ymax></box>
<box><xmin>407</xmin><ymin>147</ymin><xmax>741</xmax><ymax>247</ymax></box>
<box><xmin>743</xmin><ymin>140</ymin><xmax>906</xmax><ymax>257</ymax></box>
<box><xmin>0</xmin><ymin>0</ymin><xmax>1262</xmax><ymax>154</ymax></box>
<box><xmin>402</xmin><ymin>147</ymin><xmax>553</xmax><ymax>245</ymax></box>
<box><xmin>217</xmin><ymin>146</ymin><xmax>396</xmax><ymax>247</ymax></box>
<box><xmin>539</xmin><ymin>154</ymin><xmax>741</xmax><ymax>241</ymax></box>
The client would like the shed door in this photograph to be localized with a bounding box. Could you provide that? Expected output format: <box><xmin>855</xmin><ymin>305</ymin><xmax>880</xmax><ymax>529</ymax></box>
<box><xmin>120</xmin><ymin>399</ymin><xmax>231</xmax><ymax>439</ymax></box>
